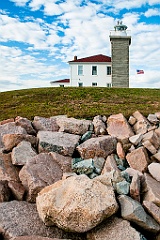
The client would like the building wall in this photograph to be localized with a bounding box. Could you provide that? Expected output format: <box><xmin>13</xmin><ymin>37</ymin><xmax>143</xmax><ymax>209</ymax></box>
<box><xmin>50</xmin><ymin>82</ymin><xmax>70</xmax><ymax>87</ymax></box>
<box><xmin>69</xmin><ymin>63</ymin><xmax>112</xmax><ymax>87</ymax></box>
<box><xmin>110</xmin><ymin>36</ymin><xmax>131</xmax><ymax>88</ymax></box>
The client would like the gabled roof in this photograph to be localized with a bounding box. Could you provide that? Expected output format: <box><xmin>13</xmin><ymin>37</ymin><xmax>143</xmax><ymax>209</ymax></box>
<box><xmin>69</xmin><ymin>54</ymin><xmax>111</xmax><ymax>63</ymax></box>
<box><xmin>50</xmin><ymin>79</ymin><xmax>70</xmax><ymax>83</ymax></box>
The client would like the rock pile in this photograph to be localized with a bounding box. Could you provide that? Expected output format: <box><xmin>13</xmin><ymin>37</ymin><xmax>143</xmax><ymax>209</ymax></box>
<box><xmin>0</xmin><ymin>112</ymin><xmax>160</xmax><ymax>240</ymax></box>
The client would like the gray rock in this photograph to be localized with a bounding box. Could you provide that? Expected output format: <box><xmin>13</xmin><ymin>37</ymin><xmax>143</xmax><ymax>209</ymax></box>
<box><xmin>148</xmin><ymin>162</ymin><xmax>160</xmax><ymax>182</ymax></box>
<box><xmin>56</xmin><ymin>116</ymin><xmax>91</xmax><ymax>135</ymax></box>
<box><xmin>80</xmin><ymin>131</ymin><xmax>92</xmax><ymax>143</ymax></box>
<box><xmin>116</xmin><ymin>180</ymin><xmax>130</xmax><ymax>195</ymax></box>
<box><xmin>77</xmin><ymin>135</ymin><xmax>117</xmax><ymax>159</ymax></box>
<box><xmin>8</xmin><ymin>181</ymin><xmax>25</xmax><ymax>201</ymax></box>
<box><xmin>37</xmin><ymin>131</ymin><xmax>80</xmax><ymax>157</ymax></box>
<box><xmin>0</xmin><ymin>200</ymin><xmax>83</xmax><ymax>240</ymax></box>
<box><xmin>50</xmin><ymin>152</ymin><xmax>72</xmax><ymax>173</ymax></box>
<box><xmin>147</xmin><ymin>114</ymin><xmax>159</xmax><ymax>125</ymax></box>
<box><xmin>143</xmin><ymin>201</ymin><xmax>160</xmax><ymax>225</ymax></box>
<box><xmin>19</xmin><ymin>153</ymin><xmax>63</xmax><ymax>202</ymax></box>
<box><xmin>92</xmin><ymin>115</ymin><xmax>107</xmax><ymax>135</ymax></box>
<box><xmin>87</xmin><ymin>216</ymin><xmax>145</xmax><ymax>240</ymax></box>
<box><xmin>11</xmin><ymin>141</ymin><xmax>37</xmax><ymax>165</ymax></box>
<box><xmin>72</xmin><ymin>158</ymin><xmax>94</xmax><ymax>175</ymax></box>
<box><xmin>118</xmin><ymin>195</ymin><xmax>160</xmax><ymax>233</ymax></box>
<box><xmin>132</xmin><ymin>111</ymin><xmax>152</xmax><ymax>134</ymax></box>
<box><xmin>10</xmin><ymin>237</ymin><xmax>70</xmax><ymax>240</ymax></box>
<box><xmin>32</xmin><ymin>116</ymin><xmax>60</xmax><ymax>132</ymax></box>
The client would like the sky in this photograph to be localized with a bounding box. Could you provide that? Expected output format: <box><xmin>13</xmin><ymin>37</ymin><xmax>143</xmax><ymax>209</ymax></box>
<box><xmin>0</xmin><ymin>0</ymin><xmax>160</xmax><ymax>92</ymax></box>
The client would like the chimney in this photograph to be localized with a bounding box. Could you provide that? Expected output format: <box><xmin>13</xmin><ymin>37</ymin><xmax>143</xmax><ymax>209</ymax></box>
<box><xmin>74</xmin><ymin>56</ymin><xmax>77</xmax><ymax>61</ymax></box>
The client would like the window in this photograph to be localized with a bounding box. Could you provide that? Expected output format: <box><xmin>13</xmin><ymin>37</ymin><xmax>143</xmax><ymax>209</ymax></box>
<box><xmin>78</xmin><ymin>82</ymin><xmax>83</xmax><ymax>87</ymax></box>
<box><xmin>106</xmin><ymin>83</ymin><xmax>111</xmax><ymax>88</ymax></box>
<box><xmin>78</xmin><ymin>65</ymin><xmax>83</xmax><ymax>75</ymax></box>
<box><xmin>92</xmin><ymin>66</ymin><xmax>97</xmax><ymax>75</ymax></box>
<box><xmin>59</xmin><ymin>84</ymin><xmax>64</xmax><ymax>87</ymax></box>
<box><xmin>92</xmin><ymin>82</ymin><xmax>97</xmax><ymax>86</ymax></box>
<box><xmin>107</xmin><ymin>66</ymin><xmax>111</xmax><ymax>75</ymax></box>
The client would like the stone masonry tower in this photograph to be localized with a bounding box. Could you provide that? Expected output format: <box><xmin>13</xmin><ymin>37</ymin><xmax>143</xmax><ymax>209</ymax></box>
<box><xmin>110</xmin><ymin>21</ymin><xmax>131</xmax><ymax>88</ymax></box>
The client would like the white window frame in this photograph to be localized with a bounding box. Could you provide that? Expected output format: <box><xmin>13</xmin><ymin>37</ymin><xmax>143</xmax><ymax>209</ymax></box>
<box><xmin>78</xmin><ymin>65</ymin><xmax>83</xmax><ymax>75</ymax></box>
<box><xmin>92</xmin><ymin>82</ymin><xmax>97</xmax><ymax>86</ymax></box>
<box><xmin>92</xmin><ymin>66</ymin><xmax>97</xmax><ymax>75</ymax></box>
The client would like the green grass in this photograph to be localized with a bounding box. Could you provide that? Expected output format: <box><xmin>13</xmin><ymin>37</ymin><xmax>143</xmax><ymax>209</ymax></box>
<box><xmin>0</xmin><ymin>87</ymin><xmax>160</xmax><ymax>121</ymax></box>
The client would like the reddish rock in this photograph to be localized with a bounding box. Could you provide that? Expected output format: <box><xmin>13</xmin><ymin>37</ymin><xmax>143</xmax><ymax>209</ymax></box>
<box><xmin>0</xmin><ymin>153</ymin><xmax>20</xmax><ymax>182</ymax></box>
<box><xmin>126</xmin><ymin>146</ymin><xmax>150</xmax><ymax>172</ymax></box>
<box><xmin>143</xmin><ymin>173</ymin><xmax>160</xmax><ymax>206</ymax></box>
<box><xmin>2</xmin><ymin>133</ymin><xmax>38</xmax><ymax>152</ymax></box>
<box><xmin>132</xmin><ymin>111</ymin><xmax>152</xmax><ymax>134</ymax></box>
<box><xmin>101</xmin><ymin>154</ymin><xmax>120</xmax><ymax>174</ymax></box>
<box><xmin>142</xmin><ymin>140</ymin><xmax>157</xmax><ymax>155</ymax></box>
<box><xmin>0</xmin><ymin>118</ymin><xmax>14</xmax><ymax>125</ymax></box>
<box><xmin>19</xmin><ymin>153</ymin><xmax>63</xmax><ymax>202</ymax></box>
<box><xmin>15</xmin><ymin>116</ymin><xmax>36</xmax><ymax>135</ymax></box>
<box><xmin>50</xmin><ymin>152</ymin><xmax>72</xmax><ymax>173</ymax></box>
<box><xmin>10</xmin><ymin>237</ymin><xmax>68</xmax><ymax>240</ymax></box>
<box><xmin>116</xmin><ymin>142</ymin><xmax>125</xmax><ymax>159</ymax></box>
<box><xmin>0</xmin><ymin>122</ymin><xmax>27</xmax><ymax>148</ymax></box>
<box><xmin>107</xmin><ymin>113</ymin><xmax>134</xmax><ymax>142</ymax></box>
<box><xmin>129</xmin><ymin>172</ymin><xmax>141</xmax><ymax>202</ymax></box>
<box><xmin>77</xmin><ymin>135</ymin><xmax>117</xmax><ymax>159</ymax></box>
<box><xmin>128</xmin><ymin>115</ymin><xmax>137</xmax><ymax>125</ymax></box>
<box><xmin>143</xmin><ymin>201</ymin><xmax>160</xmax><ymax>224</ymax></box>
<box><xmin>0</xmin><ymin>200</ymin><xmax>83</xmax><ymax>240</ymax></box>
<box><xmin>152</xmin><ymin>151</ymin><xmax>160</xmax><ymax>162</ymax></box>
<box><xmin>87</xmin><ymin>216</ymin><xmax>143</xmax><ymax>240</ymax></box>
<box><xmin>8</xmin><ymin>181</ymin><xmax>25</xmax><ymax>201</ymax></box>
<box><xmin>155</xmin><ymin>112</ymin><xmax>160</xmax><ymax>120</ymax></box>
<box><xmin>0</xmin><ymin>180</ymin><xmax>11</xmax><ymax>202</ymax></box>
<box><xmin>142</xmin><ymin>130</ymin><xmax>160</xmax><ymax>150</ymax></box>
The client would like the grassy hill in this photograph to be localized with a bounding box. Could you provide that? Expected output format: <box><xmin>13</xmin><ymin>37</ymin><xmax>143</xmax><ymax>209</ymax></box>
<box><xmin>0</xmin><ymin>87</ymin><xmax>160</xmax><ymax>121</ymax></box>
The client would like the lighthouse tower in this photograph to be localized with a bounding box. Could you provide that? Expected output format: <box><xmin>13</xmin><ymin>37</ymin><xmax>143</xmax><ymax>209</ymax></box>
<box><xmin>110</xmin><ymin>21</ymin><xmax>131</xmax><ymax>88</ymax></box>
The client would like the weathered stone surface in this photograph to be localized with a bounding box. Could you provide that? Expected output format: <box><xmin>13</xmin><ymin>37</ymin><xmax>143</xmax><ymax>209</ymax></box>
<box><xmin>129</xmin><ymin>172</ymin><xmax>141</xmax><ymax>202</ymax></box>
<box><xmin>0</xmin><ymin>200</ymin><xmax>83</xmax><ymax>240</ymax></box>
<box><xmin>143</xmin><ymin>201</ymin><xmax>160</xmax><ymax>224</ymax></box>
<box><xmin>155</xmin><ymin>112</ymin><xmax>160</xmax><ymax>120</ymax></box>
<box><xmin>126</xmin><ymin>147</ymin><xmax>150</xmax><ymax>172</ymax></box>
<box><xmin>72</xmin><ymin>158</ymin><xmax>94</xmax><ymax>175</ymax></box>
<box><xmin>10</xmin><ymin>237</ymin><xmax>69</xmax><ymax>240</ymax></box>
<box><xmin>38</xmin><ymin>131</ymin><xmax>80</xmax><ymax>156</ymax></box>
<box><xmin>8</xmin><ymin>181</ymin><xmax>25</xmax><ymax>201</ymax></box>
<box><xmin>148</xmin><ymin>163</ymin><xmax>160</xmax><ymax>182</ymax></box>
<box><xmin>57</xmin><ymin>116</ymin><xmax>91</xmax><ymax>135</ymax></box>
<box><xmin>107</xmin><ymin>113</ymin><xmax>134</xmax><ymax>142</ymax></box>
<box><xmin>87</xmin><ymin>216</ymin><xmax>143</xmax><ymax>240</ymax></box>
<box><xmin>77</xmin><ymin>136</ymin><xmax>117</xmax><ymax>159</ymax></box>
<box><xmin>152</xmin><ymin>151</ymin><xmax>160</xmax><ymax>162</ymax></box>
<box><xmin>115</xmin><ymin>180</ymin><xmax>130</xmax><ymax>195</ymax></box>
<box><xmin>15</xmin><ymin>116</ymin><xmax>36</xmax><ymax>135</ymax></box>
<box><xmin>0</xmin><ymin>118</ymin><xmax>15</xmax><ymax>125</ymax></box>
<box><xmin>147</xmin><ymin>114</ymin><xmax>159</xmax><ymax>125</ymax></box>
<box><xmin>93</xmin><ymin>157</ymin><xmax>105</xmax><ymax>174</ymax></box>
<box><xmin>101</xmin><ymin>154</ymin><xmax>120</xmax><ymax>174</ymax></box>
<box><xmin>50</xmin><ymin>152</ymin><xmax>72</xmax><ymax>173</ymax></box>
<box><xmin>11</xmin><ymin>141</ymin><xmax>37</xmax><ymax>165</ymax></box>
<box><xmin>128</xmin><ymin>115</ymin><xmax>137</xmax><ymax>125</ymax></box>
<box><xmin>0</xmin><ymin>123</ymin><xmax>27</xmax><ymax>148</ymax></box>
<box><xmin>2</xmin><ymin>133</ymin><xmax>38</xmax><ymax>152</ymax></box>
<box><xmin>32</xmin><ymin>116</ymin><xmax>60</xmax><ymax>132</ymax></box>
<box><xmin>19</xmin><ymin>153</ymin><xmax>63</xmax><ymax>202</ymax></box>
<box><xmin>118</xmin><ymin>195</ymin><xmax>160</xmax><ymax>233</ymax></box>
<box><xmin>132</xmin><ymin>111</ymin><xmax>152</xmax><ymax>134</ymax></box>
<box><xmin>116</xmin><ymin>142</ymin><xmax>125</xmax><ymax>159</ymax></box>
<box><xmin>142</xmin><ymin>130</ymin><xmax>160</xmax><ymax>150</ymax></box>
<box><xmin>0</xmin><ymin>180</ymin><xmax>11</xmax><ymax>202</ymax></box>
<box><xmin>0</xmin><ymin>153</ymin><xmax>20</xmax><ymax>182</ymax></box>
<box><xmin>36</xmin><ymin>174</ymin><xmax>118</xmax><ymax>233</ymax></box>
<box><xmin>143</xmin><ymin>173</ymin><xmax>160</xmax><ymax>206</ymax></box>
<box><xmin>129</xmin><ymin>133</ymin><xmax>143</xmax><ymax>146</ymax></box>
<box><xmin>92</xmin><ymin>115</ymin><xmax>106</xmax><ymax>135</ymax></box>
<box><xmin>142</xmin><ymin>140</ymin><xmax>157</xmax><ymax>155</ymax></box>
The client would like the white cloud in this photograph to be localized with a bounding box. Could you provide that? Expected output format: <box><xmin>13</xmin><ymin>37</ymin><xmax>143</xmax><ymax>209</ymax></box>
<box><xmin>10</xmin><ymin>0</ymin><xmax>29</xmax><ymax>6</ymax></box>
<box><xmin>144</xmin><ymin>8</ymin><xmax>160</xmax><ymax>17</ymax></box>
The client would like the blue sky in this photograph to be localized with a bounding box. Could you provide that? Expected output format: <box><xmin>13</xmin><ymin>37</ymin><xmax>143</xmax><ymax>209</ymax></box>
<box><xmin>0</xmin><ymin>0</ymin><xmax>160</xmax><ymax>92</ymax></box>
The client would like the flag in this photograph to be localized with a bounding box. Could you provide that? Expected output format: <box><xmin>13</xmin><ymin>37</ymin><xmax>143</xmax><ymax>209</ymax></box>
<box><xmin>137</xmin><ymin>69</ymin><xmax>144</xmax><ymax>74</ymax></box>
